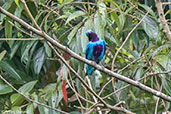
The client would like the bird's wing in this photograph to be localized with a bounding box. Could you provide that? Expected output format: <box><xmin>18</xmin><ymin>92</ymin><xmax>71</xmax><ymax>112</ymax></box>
<box><xmin>85</xmin><ymin>42</ymin><xmax>91</xmax><ymax>59</ymax></box>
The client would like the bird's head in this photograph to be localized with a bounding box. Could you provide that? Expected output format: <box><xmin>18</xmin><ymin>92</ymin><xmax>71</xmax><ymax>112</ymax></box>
<box><xmin>86</xmin><ymin>29</ymin><xmax>99</xmax><ymax>42</ymax></box>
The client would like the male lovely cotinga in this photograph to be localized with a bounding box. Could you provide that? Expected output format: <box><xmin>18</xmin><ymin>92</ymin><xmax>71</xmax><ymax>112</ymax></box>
<box><xmin>85</xmin><ymin>30</ymin><xmax>106</xmax><ymax>75</ymax></box>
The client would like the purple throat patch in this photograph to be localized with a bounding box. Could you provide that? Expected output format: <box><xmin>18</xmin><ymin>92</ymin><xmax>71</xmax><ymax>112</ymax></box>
<box><xmin>93</xmin><ymin>45</ymin><xmax>103</xmax><ymax>59</ymax></box>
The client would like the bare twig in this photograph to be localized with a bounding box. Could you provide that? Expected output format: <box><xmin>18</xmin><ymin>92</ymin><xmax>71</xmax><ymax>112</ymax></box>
<box><xmin>21</xmin><ymin>0</ymin><xmax>41</xmax><ymax>30</ymax></box>
<box><xmin>0</xmin><ymin>6</ymin><xmax>171</xmax><ymax>102</ymax></box>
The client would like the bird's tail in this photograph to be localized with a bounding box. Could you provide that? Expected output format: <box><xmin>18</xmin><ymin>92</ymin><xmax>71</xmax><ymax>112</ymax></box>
<box><xmin>85</xmin><ymin>65</ymin><xmax>94</xmax><ymax>76</ymax></box>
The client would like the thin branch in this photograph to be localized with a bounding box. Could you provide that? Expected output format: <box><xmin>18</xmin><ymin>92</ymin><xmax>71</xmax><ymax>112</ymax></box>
<box><xmin>0</xmin><ymin>74</ymin><xmax>69</xmax><ymax>114</ymax></box>
<box><xmin>162</xmin><ymin>2</ymin><xmax>171</xmax><ymax>5</ymax></box>
<box><xmin>110</xmin><ymin>9</ymin><xmax>150</xmax><ymax>104</ymax></box>
<box><xmin>155</xmin><ymin>0</ymin><xmax>171</xmax><ymax>41</ymax></box>
<box><xmin>21</xmin><ymin>0</ymin><xmax>41</xmax><ymax>30</ymax></box>
<box><xmin>0</xmin><ymin>6</ymin><xmax>171</xmax><ymax>102</ymax></box>
<box><xmin>102</xmin><ymin>70</ymin><xmax>171</xmax><ymax>100</ymax></box>
<box><xmin>111</xmin><ymin>10</ymin><xmax>150</xmax><ymax>71</ymax></box>
<box><xmin>0</xmin><ymin>38</ymin><xmax>44</xmax><ymax>40</ymax></box>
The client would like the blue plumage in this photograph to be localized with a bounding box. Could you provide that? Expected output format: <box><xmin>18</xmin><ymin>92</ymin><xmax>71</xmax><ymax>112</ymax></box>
<box><xmin>85</xmin><ymin>30</ymin><xmax>106</xmax><ymax>75</ymax></box>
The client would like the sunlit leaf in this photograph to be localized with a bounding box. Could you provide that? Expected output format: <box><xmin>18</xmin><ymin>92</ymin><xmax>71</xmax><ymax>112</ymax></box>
<box><xmin>0</xmin><ymin>50</ymin><xmax>7</xmax><ymax>61</ymax></box>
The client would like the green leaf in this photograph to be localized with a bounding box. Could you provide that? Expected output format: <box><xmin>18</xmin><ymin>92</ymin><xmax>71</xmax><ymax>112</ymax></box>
<box><xmin>19</xmin><ymin>80</ymin><xmax>38</xmax><ymax>94</ymax></box>
<box><xmin>0</xmin><ymin>50</ymin><xmax>7</xmax><ymax>61</ymax></box>
<box><xmin>155</xmin><ymin>55</ymin><xmax>171</xmax><ymax>71</ymax></box>
<box><xmin>0</xmin><ymin>60</ymin><xmax>24</xmax><ymax>84</ymax></box>
<box><xmin>12</xmin><ymin>106</ymin><xmax>22</xmax><ymax>114</ymax></box>
<box><xmin>67</xmin><ymin>23</ymin><xmax>82</xmax><ymax>44</ymax></box>
<box><xmin>10</xmin><ymin>80</ymin><xmax>37</xmax><ymax>106</ymax></box>
<box><xmin>141</xmin><ymin>15</ymin><xmax>159</xmax><ymax>39</ymax></box>
<box><xmin>111</xmin><ymin>12</ymin><xmax>120</xmax><ymax>29</ymax></box>
<box><xmin>5</xmin><ymin>17</ymin><xmax>12</xmax><ymax>47</ymax></box>
<box><xmin>21</xmin><ymin>41</ymin><xmax>36</xmax><ymax>63</ymax></box>
<box><xmin>33</xmin><ymin>47</ymin><xmax>46</xmax><ymax>74</ymax></box>
<box><xmin>0</xmin><ymin>83</ymin><xmax>13</xmax><ymax>95</ymax></box>
<box><xmin>44</xmin><ymin>42</ymin><xmax>52</xmax><ymax>57</ymax></box>
<box><xmin>138</xmin><ymin>3</ymin><xmax>156</xmax><ymax>18</ymax></box>
<box><xmin>10</xmin><ymin>41</ymin><xmax>21</xmax><ymax>59</ymax></box>
<box><xmin>38</xmin><ymin>96</ymin><xmax>49</xmax><ymax>114</ymax></box>
<box><xmin>26</xmin><ymin>104</ymin><xmax>34</xmax><ymax>114</ymax></box>
<box><xmin>163</xmin><ymin>77</ymin><xmax>171</xmax><ymax>95</ymax></box>
<box><xmin>94</xmin><ymin>12</ymin><xmax>105</xmax><ymax>39</ymax></box>
<box><xmin>65</xmin><ymin>11</ymin><xmax>85</xmax><ymax>25</ymax></box>
<box><xmin>14</xmin><ymin>0</ymin><xmax>20</xmax><ymax>8</ymax></box>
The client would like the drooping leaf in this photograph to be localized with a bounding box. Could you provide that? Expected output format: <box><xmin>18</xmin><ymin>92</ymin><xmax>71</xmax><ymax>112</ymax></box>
<box><xmin>67</xmin><ymin>23</ymin><xmax>82</xmax><ymax>44</ymax></box>
<box><xmin>65</xmin><ymin>11</ymin><xmax>85</xmax><ymax>25</ymax></box>
<box><xmin>44</xmin><ymin>42</ymin><xmax>52</xmax><ymax>57</ymax></box>
<box><xmin>0</xmin><ymin>60</ymin><xmax>24</xmax><ymax>84</ymax></box>
<box><xmin>33</xmin><ymin>47</ymin><xmax>46</xmax><ymax>74</ymax></box>
<box><xmin>141</xmin><ymin>15</ymin><xmax>159</xmax><ymax>39</ymax></box>
<box><xmin>138</xmin><ymin>3</ymin><xmax>156</xmax><ymax>18</ymax></box>
<box><xmin>10</xmin><ymin>41</ymin><xmax>21</xmax><ymax>59</ymax></box>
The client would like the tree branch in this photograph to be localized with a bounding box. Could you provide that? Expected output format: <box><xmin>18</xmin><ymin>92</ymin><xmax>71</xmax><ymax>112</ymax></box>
<box><xmin>155</xmin><ymin>0</ymin><xmax>171</xmax><ymax>41</ymax></box>
<box><xmin>0</xmin><ymin>6</ymin><xmax>171</xmax><ymax>102</ymax></box>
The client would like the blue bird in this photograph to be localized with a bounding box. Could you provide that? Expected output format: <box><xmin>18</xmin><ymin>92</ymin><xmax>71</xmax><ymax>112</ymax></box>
<box><xmin>85</xmin><ymin>30</ymin><xmax>106</xmax><ymax>75</ymax></box>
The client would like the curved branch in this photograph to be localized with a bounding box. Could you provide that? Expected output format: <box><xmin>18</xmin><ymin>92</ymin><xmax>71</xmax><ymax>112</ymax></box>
<box><xmin>0</xmin><ymin>6</ymin><xmax>171</xmax><ymax>102</ymax></box>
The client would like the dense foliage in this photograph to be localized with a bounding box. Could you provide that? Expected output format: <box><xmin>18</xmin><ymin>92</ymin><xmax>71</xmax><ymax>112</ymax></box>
<box><xmin>0</xmin><ymin>0</ymin><xmax>171</xmax><ymax>113</ymax></box>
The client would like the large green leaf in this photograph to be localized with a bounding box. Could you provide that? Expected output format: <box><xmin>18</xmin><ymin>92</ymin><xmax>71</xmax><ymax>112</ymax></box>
<box><xmin>67</xmin><ymin>23</ymin><xmax>82</xmax><ymax>45</ymax></box>
<box><xmin>65</xmin><ymin>11</ymin><xmax>85</xmax><ymax>25</ymax></box>
<box><xmin>141</xmin><ymin>15</ymin><xmax>159</xmax><ymax>39</ymax></box>
<box><xmin>0</xmin><ymin>60</ymin><xmax>24</xmax><ymax>84</ymax></box>
<box><xmin>10</xmin><ymin>80</ymin><xmax>38</xmax><ymax>106</ymax></box>
<box><xmin>21</xmin><ymin>41</ymin><xmax>36</xmax><ymax>64</ymax></box>
<box><xmin>33</xmin><ymin>47</ymin><xmax>46</xmax><ymax>74</ymax></box>
<box><xmin>155</xmin><ymin>55</ymin><xmax>171</xmax><ymax>71</ymax></box>
<box><xmin>18</xmin><ymin>80</ymin><xmax>38</xmax><ymax>94</ymax></box>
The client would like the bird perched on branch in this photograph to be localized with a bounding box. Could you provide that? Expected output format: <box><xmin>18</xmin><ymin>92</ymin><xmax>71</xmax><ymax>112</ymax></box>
<box><xmin>85</xmin><ymin>30</ymin><xmax>106</xmax><ymax>75</ymax></box>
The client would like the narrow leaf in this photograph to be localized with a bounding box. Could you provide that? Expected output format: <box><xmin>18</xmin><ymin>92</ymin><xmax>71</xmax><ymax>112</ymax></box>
<box><xmin>0</xmin><ymin>50</ymin><xmax>7</xmax><ymax>61</ymax></box>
